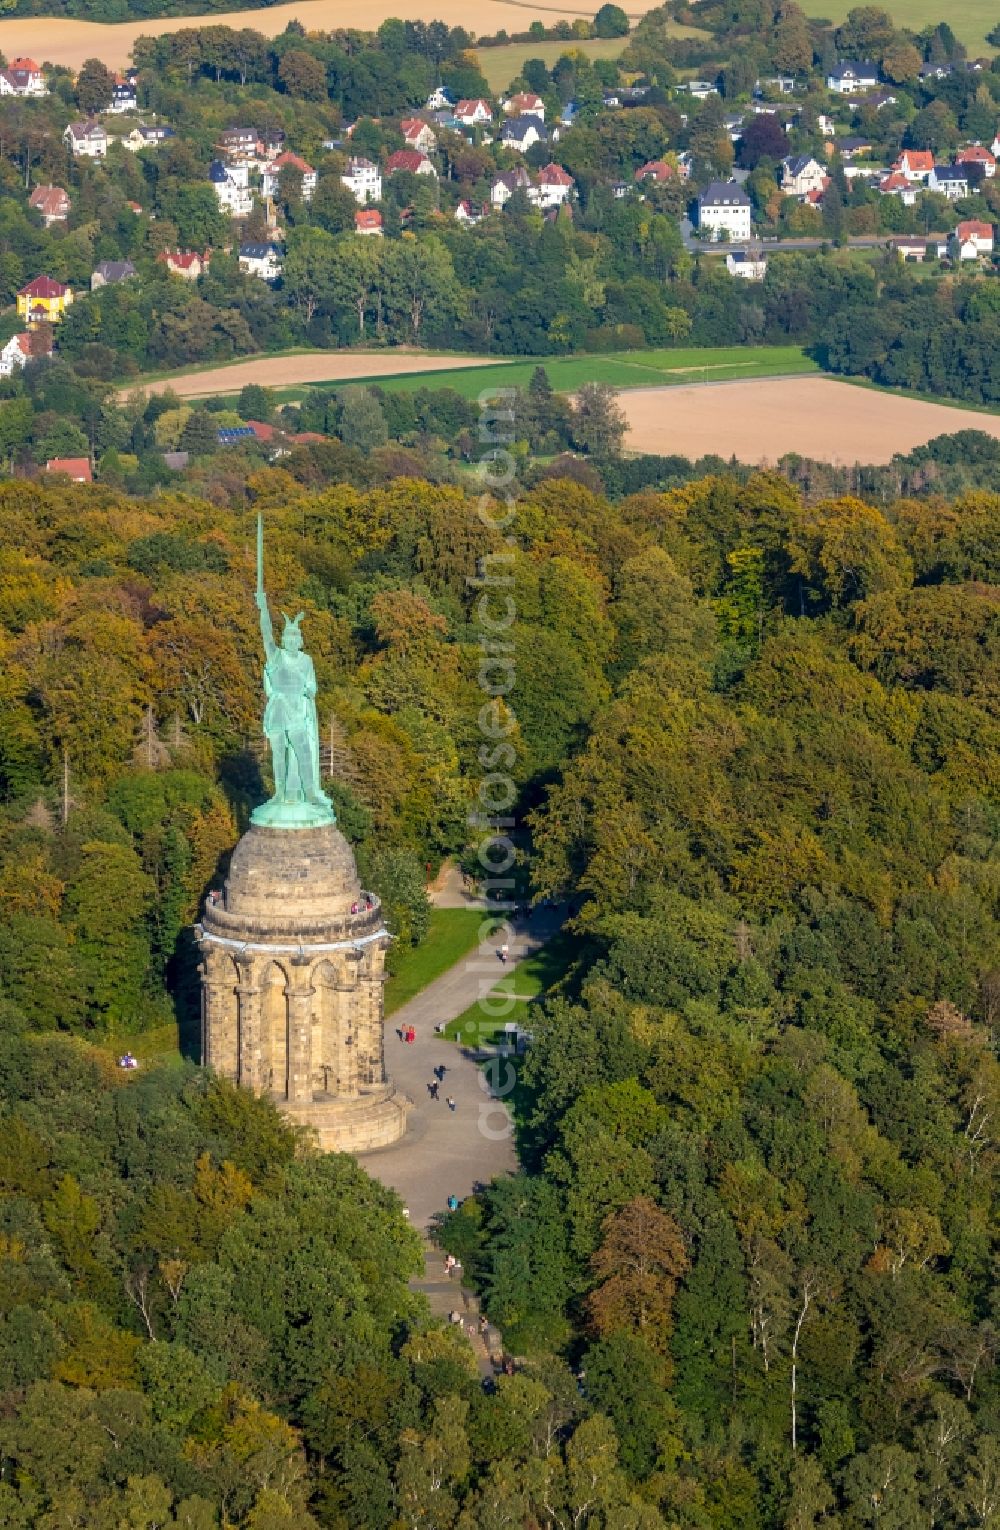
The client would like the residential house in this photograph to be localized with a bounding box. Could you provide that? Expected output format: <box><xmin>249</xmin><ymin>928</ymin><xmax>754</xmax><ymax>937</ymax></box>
<box><xmin>928</xmin><ymin>164</ymin><xmax>969</xmax><ymax>198</ymax></box>
<box><xmin>837</xmin><ymin>136</ymin><xmax>873</xmax><ymax>161</ymax></box>
<box><xmin>261</xmin><ymin>151</ymin><xmax>317</xmax><ymax>200</ymax></box>
<box><xmin>354</xmin><ymin>208</ymin><xmax>383</xmax><ymax>235</ymax></box>
<box><xmin>816</xmin><ymin>113</ymin><xmax>835</xmax><ymax>136</ymax></box>
<box><xmin>845</xmin><ymin>89</ymin><xmax>896</xmax><ymax>110</ymax></box>
<box><xmin>157</xmin><ymin>250</ymin><xmax>207</xmax><ymax>280</ymax></box>
<box><xmin>956</xmin><ymin>145</ymin><xmax>996</xmax><ymax>178</ymax></box>
<box><xmin>424</xmin><ymin>85</ymin><xmax>454</xmax><ymax>111</ymax></box>
<box><xmin>893</xmin><ymin>149</ymin><xmax>934</xmax><ymax>182</ymax></box>
<box><xmin>64</xmin><ymin>120</ymin><xmax>107</xmax><ymax>158</ymax></box>
<box><xmin>635</xmin><ymin>158</ymin><xmax>679</xmax><ymax>186</ymax></box>
<box><xmin>490</xmin><ymin>166</ymin><xmax>531</xmax><ymax>207</ymax></box>
<box><xmin>696</xmin><ymin>180</ymin><xmax>752</xmax><ymax>241</ymax></box>
<box><xmin>949</xmin><ymin>219</ymin><xmax>994</xmax><ymax>259</ymax></box>
<box><xmin>28</xmin><ymin>185</ymin><xmax>70</xmax><ymax>226</ymax></box>
<box><xmin>91</xmin><ymin>260</ymin><xmax>136</xmax><ymax>290</ymax></box>
<box><xmin>239</xmin><ymin>242</ymin><xmax>283</xmax><ymax>279</ymax></box>
<box><xmin>0</xmin><ymin>331</ymin><xmax>35</xmax><ymax>377</ymax></box>
<box><xmin>341</xmin><ymin>156</ymin><xmax>382</xmax><ymax>203</ymax></box>
<box><xmin>781</xmin><ymin>154</ymin><xmax>826</xmax><ymax>197</ymax></box>
<box><xmin>385</xmin><ymin>148</ymin><xmax>437</xmax><ymax>178</ymax></box>
<box><xmin>454</xmin><ymin>98</ymin><xmax>492</xmax><ymax>127</ymax></box>
<box><xmin>756</xmin><ymin>75</ymin><xmax>796</xmax><ymax>95</ymax></box>
<box><xmin>726</xmin><ymin>250</ymin><xmax>768</xmax><ymax>280</ymax></box>
<box><xmin>258</xmin><ymin>129</ymin><xmax>285</xmax><ymax>158</ymax></box>
<box><xmin>686</xmin><ymin>80</ymin><xmax>719</xmax><ymax>99</ymax></box>
<box><xmin>109</xmin><ymin>81</ymin><xmax>137</xmax><ymax>113</ymax></box>
<box><xmin>45</xmin><ymin>457</ymin><xmax>92</xmax><ymax>482</ymax></box>
<box><xmin>0</xmin><ymin>57</ymin><xmax>45</xmax><ymax>97</ymax></box>
<box><xmin>400</xmin><ymin>117</ymin><xmax>437</xmax><ymax>152</ymax></box>
<box><xmin>121</xmin><ymin>122</ymin><xmax>174</xmax><ymax>151</ymax></box>
<box><xmin>217</xmin><ymin>427</ymin><xmax>257</xmax><ymax>447</ymax></box>
<box><xmin>217</xmin><ymin>127</ymin><xmax>257</xmax><ymax>160</ymax></box>
<box><xmin>890</xmin><ymin>235</ymin><xmax>948</xmax><ymax>261</ymax></box>
<box><xmin>17</xmin><ymin>275</ymin><xmax>72</xmax><ymax>323</ymax></box>
<box><xmin>453</xmin><ymin>198</ymin><xmax>483</xmax><ymax>224</ymax></box>
<box><xmin>503</xmin><ymin>91</ymin><xmax>544</xmax><ymax>119</ymax></box>
<box><xmin>528</xmin><ymin>163</ymin><xmax>574</xmax><ymax>209</ymax></box>
<box><xmin>878</xmin><ymin>172</ymin><xmax>918</xmax><ymax>206</ymax></box>
<box><xmin>826</xmin><ymin>60</ymin><xmax>879</xmax><ymax>93</ymax></box>
<box><xmin>501</xmin><ymin>115</ymin><xmax>544</xmax><ymax>152</ymax></box>
<box><xmin>209</xmin><ymin>159</ymin><xmax>252</xmax><ymax>217</ymax></box>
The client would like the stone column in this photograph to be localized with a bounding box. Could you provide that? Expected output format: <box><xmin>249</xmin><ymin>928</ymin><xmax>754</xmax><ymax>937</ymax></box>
<box><xmin>235</xmin><ymin>962</ymin><xmax>262</xmax><ymax>1091</ymax></box>
<box><xmin>286</xmin><ymin>975</ymin><xmax>314</xmax><ymax>1106</ymax></box>
<box><xmin>199</xmin><ymin>963</ymin><xmax>209</xmax><ymax>1071</ymax></box>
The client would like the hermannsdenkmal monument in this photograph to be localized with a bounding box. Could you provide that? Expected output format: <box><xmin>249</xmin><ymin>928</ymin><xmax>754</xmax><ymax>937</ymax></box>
<box><xmin>197</xmin><ymin>515</ymin><xmax>407</xmax><ymax>1151</ymax></box>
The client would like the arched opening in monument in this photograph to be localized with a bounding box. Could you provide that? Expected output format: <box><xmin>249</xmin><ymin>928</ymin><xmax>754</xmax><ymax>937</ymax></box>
<box><xmin>313</xmin><ymin>960</ymin><xmax>355</xmax><ymax>1099</ymax></box>
<box><xmin>260</xmin><ymin>961</ymin><xmax>290</xmax><ymax>1099</ymax></box>
<box><xmin>211</xmin><ymin>953</ymin><xmax>240</xmax><ymax>1082</ymax></box>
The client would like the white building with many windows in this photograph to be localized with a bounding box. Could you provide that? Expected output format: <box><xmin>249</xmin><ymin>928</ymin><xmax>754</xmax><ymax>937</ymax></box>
<box><xmin>341</xmin><ymin>156</ymin><xmax>382</xmax><ymax>203</ymax></box>
<box><xmin>697</xmin><ymin>180</ymin><xmax>752</xmax><ymax>241</ymax></box>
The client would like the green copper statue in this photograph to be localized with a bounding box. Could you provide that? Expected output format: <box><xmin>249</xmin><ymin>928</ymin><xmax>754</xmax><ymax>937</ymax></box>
<box><xmin>251</xmin><ymin>514</ymin><xmax>336</xmax><ymax>829</ymax></box>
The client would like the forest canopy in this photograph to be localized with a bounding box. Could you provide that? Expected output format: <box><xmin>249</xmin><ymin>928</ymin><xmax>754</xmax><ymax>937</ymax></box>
<box><xmin>0</xmin><ymin>467</ymin><xmax>997</xmax><ymax>1526</ymax></box>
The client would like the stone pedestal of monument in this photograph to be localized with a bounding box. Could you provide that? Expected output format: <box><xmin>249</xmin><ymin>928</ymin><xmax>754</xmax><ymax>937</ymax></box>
<box><xmin>197</xmin><ymin>822</ymin><xmax>407</xmax><ymax>1153</ymax></box>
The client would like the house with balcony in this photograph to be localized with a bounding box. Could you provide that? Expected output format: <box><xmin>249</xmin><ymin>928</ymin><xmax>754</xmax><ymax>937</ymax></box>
<box><xmin>261</xmin><ymin>151</ymin><xmax>316</xmax><ymax>201</ymax></box>
<box><xmin>341</xmin><ymin>156</ymin><xmax>382</xmax><ymax>203</ymax></box>
<box><xmin>0</xmin><ymin>57</ymin><xmax>46</xmax><ymax>96</ymax></box>
<box><xmin>209</xmin><ymin>159</ymin><xmax>253</xmax><ymax>216</ymax></box>
<box><xmin>17</xmin><ymin>275</ymin><xmax>72</xmax><ymax>323</ymax></box>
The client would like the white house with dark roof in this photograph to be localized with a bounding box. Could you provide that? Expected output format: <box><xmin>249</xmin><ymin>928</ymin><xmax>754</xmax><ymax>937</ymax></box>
<box><xmin>209</xmin><ymin>159</ymin><xmax>252</xmax><ymax>216</ymax></box>
<box><xmin>109</xmin><ymin>81</ymin><xmax>137</xmax><ymax>113</ymax></box>
<box><xmin>697</xmin><ymin>180</ymin><xmax>752</xmax><ymax>241</ymax></box>
<box><xmin>64</xmin><ymin>120</ymin><xmax>107</xmax><ymax>158</ymax></box>
<box><xmin>239</xmin><ymin>242</ymin><xmax>283</xmax><ymax>280</ymax></box>
<box><xmin>341</xmin><ymin>156</ymin><xmax>382</xmax><ymax>203</ymax></box>
<box><xmin>928</xmin><ymin>164</ymin><xmax>970</xmax><ymax>199</ymax></box>
<box><xmin>491</xmin><ymin>166</ymin><xmax>531</xmax><ymax>207</ymax></box>
<box><xmin>91</xmin><ymin>260</ymin><xmax>136</xmax><ymax>290</ymax></box>
<box><xmin>826</xmin><ymin>61</ymin><xmax>879</xmax><ymax>93</ymax></box>
<box><xmin>727</xmin><ymin>250</ymin><xmax>768</xmax><ymax>280</ymax></box>
<box><xmin>501</xmin><ymin>115</ymin><xmax>545</xmax><ymax>152</ymax></box>
<box><xmin>781</xmin><ymin>155</ymin><xmax>826</xmax><ymax>197</ymax></box>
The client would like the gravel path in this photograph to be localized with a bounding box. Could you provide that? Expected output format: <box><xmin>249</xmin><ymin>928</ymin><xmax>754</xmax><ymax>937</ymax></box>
<box><xmin>361</xmin><ymin>904</ymin><xmax>563</xmax><ymax>1228</ymax></box>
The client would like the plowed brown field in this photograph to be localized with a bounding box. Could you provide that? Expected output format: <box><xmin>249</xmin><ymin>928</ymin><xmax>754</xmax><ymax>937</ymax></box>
<box><xmin>621</xmin><ymin>376</ymin><xmax>1000</xmax><ymax>465</ymax></box>
<box><xmin>129</xmin><ymin>348</ymin><xmax>501</xmax><ymax>399</ymax></box>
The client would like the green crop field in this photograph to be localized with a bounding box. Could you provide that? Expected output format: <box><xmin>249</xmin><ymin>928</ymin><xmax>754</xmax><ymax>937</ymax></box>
<box><xmin>369</xmin><ymin>345</ymin><xmax>819</xmax><ymax>400</ymax></box>
<box><xmin>798</xmin><ymin>0</ymin><xmax>996</xmax><ymax>52</ymax></box>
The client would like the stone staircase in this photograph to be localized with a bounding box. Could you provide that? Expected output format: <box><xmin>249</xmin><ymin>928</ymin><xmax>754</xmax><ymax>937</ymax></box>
<box><xmin>410</xmin><ymin>1238</ymin><xmax>500</xmax><ymax>1382</ymax></box>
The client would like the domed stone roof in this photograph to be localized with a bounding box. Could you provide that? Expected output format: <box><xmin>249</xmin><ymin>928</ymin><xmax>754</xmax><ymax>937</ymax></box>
<box><xmin>201</xmin><ymin>822</ymin><xmax>384</xmax><ymax>947</ymax></box>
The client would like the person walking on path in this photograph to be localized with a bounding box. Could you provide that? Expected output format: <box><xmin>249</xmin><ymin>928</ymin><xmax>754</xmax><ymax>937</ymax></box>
<box><xmin>446</xmin><ymin>1096</ymin><xmax>456</xmax><ymax>1112</ymax></box>
<box><xmin>428</xmin><ymin>1080</ymin><xmax>439</xmax><ymax>1100</ymax></box>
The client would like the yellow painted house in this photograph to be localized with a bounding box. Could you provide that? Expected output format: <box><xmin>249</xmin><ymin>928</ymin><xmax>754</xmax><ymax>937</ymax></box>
<box><xmin>17</xmin><ymin>275</ymin><xmax>72</xmax><ymax>324</ymax></box>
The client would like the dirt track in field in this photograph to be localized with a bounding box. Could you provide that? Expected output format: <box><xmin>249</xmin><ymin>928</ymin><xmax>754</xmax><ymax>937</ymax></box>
<box><xmin>0</xmin><ymin>0</ymin><xmax>658</xmax><ymax>72</ymax></box>
<box><xmin>127</xmin><ymin>349</ymin><xmax>501</xmax><ymax>399</ymax></box>
<box><xmin>621</xmin><ymin>375</ymin><xmax>1000</xmax><ymax>466</ymax></box>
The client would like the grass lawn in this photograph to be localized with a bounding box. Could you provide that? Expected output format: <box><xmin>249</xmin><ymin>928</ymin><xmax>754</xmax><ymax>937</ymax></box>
<box><xmin>88</xmin><ymin>1020</ymin><xmax>186</xmax><ymax>1067</ymax></box>
<box><xmin>797</xmin><ymin>0</ymin><xmax>996</xmax><ymax>52</ymax></box>
<box><xmin>371</xmin><ymin>345</ymin><xmax>818</xmax><ymax>400</ymax></box>
<box><xmin>441</xmin><ymin>927</ymin><xmax>579</xmax><ymax>1042</ymax></box>
<box><xmin>385</xmin><ymin>907</ymin><xmax>493</xmax><ymax>1016</ymax></box>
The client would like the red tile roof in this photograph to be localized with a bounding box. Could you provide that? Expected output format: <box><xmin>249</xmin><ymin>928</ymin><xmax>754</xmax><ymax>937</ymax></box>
<box><xmin>18</xmin><ymin>275</ymin><xmax>69</xmax><ymax>298</ymax></box>
<box><xmin>955</xmin><ymin>219</ymin><xmax>993</xmax><ymax>238</ymax></box>
<box><xmin>269</xmin><ymin>150</ymin><xmax>314</xmax><ymax>174</ymax></box>
<box><xmin>28</xmin><ymin>185</ymin><xmax>69</xmax><ymax>217</ymax></box>
<box><xmin>46</xmin><ymin>457</ymin><xmax>92</xmax><ymax>481</ymax></box>
<box><xmin>386</xmin><ymin>149</ymin><xmax>429</xmax><ymax>173</ymax></box>
<box><xmin>355</xmin><ymin>209</ymin><xmax>383</xmax><ymax>231</ymax></box>
<box><xmin>537</xmin><ymin>162</ymin><xmax>573</xmax><ymax>185</ymax></box>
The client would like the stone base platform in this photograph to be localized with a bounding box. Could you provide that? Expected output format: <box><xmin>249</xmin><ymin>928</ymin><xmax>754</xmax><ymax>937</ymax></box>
<box><xmin>279</xmin><ymin>1083</ymin><xmax>410</xmax><ymax>1153</ymax></box>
